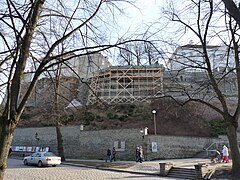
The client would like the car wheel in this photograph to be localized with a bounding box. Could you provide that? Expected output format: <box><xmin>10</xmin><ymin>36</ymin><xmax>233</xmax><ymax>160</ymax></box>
<box><xmin>38</xmin><ymin>161</ymin><xmax>43</xmax><ymax>167</ymax></box>
<box><xmin>24</xmin><ymin>159</ymin><xmax>28</xmax><ymax>165</ymax></box>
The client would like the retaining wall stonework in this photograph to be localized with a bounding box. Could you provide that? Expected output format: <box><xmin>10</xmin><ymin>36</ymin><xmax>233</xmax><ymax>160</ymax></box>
<box><xmin>147</xmin><ymin>135</ymin><xmax>215</xmax><ymax>160</ymax></box>
<box><xmin>12</xmin><ymin>126</ymin><xmax>220</xmax><ymax>160</ymax></box>
<box><xmin>12</xmin><ymin>127</ymin><xmax>58</xmax><ymax>153</ymax></box>
<box><xmin>61</xmin><ymin>127</ymin><xmax>144</xmax><ymax>160</ymax></box>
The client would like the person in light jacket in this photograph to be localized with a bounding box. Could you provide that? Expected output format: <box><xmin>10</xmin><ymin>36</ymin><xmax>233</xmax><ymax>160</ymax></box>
<box><xmin>138</xmin><ymin>146</ymin><xmax>143</xmax><ymax>163</ymax></box>
<box><xmin>222</xmin><ymin>145</ymin><xmax>229</xmax><ymax>163</ymax></box>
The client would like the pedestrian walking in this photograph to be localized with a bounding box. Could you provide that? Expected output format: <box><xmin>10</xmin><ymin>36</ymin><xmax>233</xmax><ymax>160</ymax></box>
<box><xmin>136</xmin><ymin>146</ymin><xmax>143</xmax><ymax>163</ymax></box>
<box><xmin>135</xmin><ymin>146</ymin><xmax>140</xmax><ymax>162</ymax></box>
<box><xmin>111</xmin><ymin>147</ymin><xmax>116</xmax><ymax>162</ymax></box>
<box><xmin>139</xmin><ymin>146</ymin><xmax>143</xmax><ymax>163</ymax></box>
<box><xmin>222</xmin><ymin>145</ymin><xmax>229</xmax><ymax>163</ymax></box>
<box><xmin>105</xmin><ymin>148</ymin><xmax>111</xmax><ymax>162</ymax></box>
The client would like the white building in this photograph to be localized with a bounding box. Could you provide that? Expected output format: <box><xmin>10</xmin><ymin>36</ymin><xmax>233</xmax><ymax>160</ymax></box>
<box><xmin>163</xmin><ymin>44</ymin><xmax>238</xmax><ymax>99</ymax></box>
<box><xmin>167</xmin><ymin>45</ymin><xmax>235</xmax><ymax>72</ymax></box>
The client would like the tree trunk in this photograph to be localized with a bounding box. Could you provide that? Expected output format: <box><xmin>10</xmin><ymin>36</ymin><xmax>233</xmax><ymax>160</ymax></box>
<box><xmin>0</xmin><ymin>122</ymin><xmax>14</xmax><ymax>180</ymax></box>
<box><xmin>56</xmin><ymin>123</ymin><xmax>65</xmax><ymax>162</ymax></box>
<box><xmin>226</xmin><ymin>123</ymin><xmax>240</xmax><ymax>177</ymax></box>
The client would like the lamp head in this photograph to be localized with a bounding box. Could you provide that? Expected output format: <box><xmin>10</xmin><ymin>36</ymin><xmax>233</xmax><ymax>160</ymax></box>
<box><xmin>152</xmin><ymin>110</ymin><xmax>156</xmax><ymax>114</ymax></box>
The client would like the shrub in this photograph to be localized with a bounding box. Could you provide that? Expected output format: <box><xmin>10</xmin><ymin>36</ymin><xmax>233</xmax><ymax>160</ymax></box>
<box><xmin>84</xmin><ymin>111</ymin><xmax>95</xmax><ymax>121</ymax></box>
<box><xmin>107</xmin><ymin>112</ymin><xmax>118</xmax><ymax>119</ymax></box>
<box><xmin>20</xmin><ymin>112</ymin><xmax>31</xmax><ymax>119</ymax></box>
<box><xmin>208</xmin><ymin>119</ymin><xmax>227</xmax><ymax>137</ymax></box>
<box><xmin>60</xmin><ymin>114</ymin><xmax>75</xmax><ymax>124</ymax></box>
<box><xmin>107</xmin><ymin>112</ymin><xmax>115</xmax><ymax>119</ymax></box>
<box><xmin>118</xmin><ymin>115</ymin><xmax>128</xmax><ymax>122</ymax></box>
<box><xmin>84</xmin><ymin>119</ymin><xmax>90</xmax><ymax>125</ymax></box>
<box><xmin>96</xmin><ymin>115</ymin><xmax>104</xmax><ymax>122</ymax></box>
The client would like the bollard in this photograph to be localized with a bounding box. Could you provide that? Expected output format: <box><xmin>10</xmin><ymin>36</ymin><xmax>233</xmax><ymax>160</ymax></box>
<box><xmin>194</xmin><ymin>162</ymin><xmax>208</xmax><ymax>179</ymax></box>
<box><xmin>159</xmin><ymin>162</ymin><xmax>173</xmax><ymax>176</ymax></box>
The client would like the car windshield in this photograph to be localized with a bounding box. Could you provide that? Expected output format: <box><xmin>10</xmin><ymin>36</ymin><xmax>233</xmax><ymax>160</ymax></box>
<box><xmin>43</xmin><ymin>152</ymin><xmax>57</xmax><ymax>157</ymax></box>
<box><xmin>31</xmin><ymin>153</ymin><xmax>40</xmax><ymax>157</ymax></box>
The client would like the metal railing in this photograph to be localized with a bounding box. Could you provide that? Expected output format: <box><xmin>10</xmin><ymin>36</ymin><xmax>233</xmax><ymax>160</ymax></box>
<box><xmin>205</xmin><ymin>140</ymin><xmax>240</xmax><ymax>157</ymax></box>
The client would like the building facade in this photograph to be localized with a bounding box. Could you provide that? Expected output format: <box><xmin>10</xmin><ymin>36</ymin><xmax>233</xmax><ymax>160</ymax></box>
<box><xmin>167</xmin><ymin>45</ymin><xmax>235</xmax><ymax>72</ymax></box>
<box><xmin>164</xmin><ymin>44</ymin><xmax>237</xmax><ymax>99</ymax></box>
<box><xmin>20</xmin><ymin>45</ymin><xmax>238</xmax><ymax>108</ymax></box>
<box><xmin>61</xmin><ymin>52</ymin><xmax>111</xmax><ymax>80</ymax></box>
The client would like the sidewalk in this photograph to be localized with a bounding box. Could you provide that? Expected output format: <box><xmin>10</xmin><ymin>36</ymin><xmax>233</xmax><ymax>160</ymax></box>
<box><xmin>63</xmin><ymin>158</ymin><xmax>232</xmax><ymax>176</ymax></box>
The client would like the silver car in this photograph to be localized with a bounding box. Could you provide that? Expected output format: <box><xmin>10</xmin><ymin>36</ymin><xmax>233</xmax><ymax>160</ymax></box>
<box><xmin>23</xmin><ymin>152</ymin><xmax>61</xmax><ymax>167</ymax></box>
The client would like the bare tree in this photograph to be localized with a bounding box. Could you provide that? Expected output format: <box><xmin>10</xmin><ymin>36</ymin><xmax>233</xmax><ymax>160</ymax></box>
<box><xmin>118</xmin><ymin>42</ymin><xmax>134</xmax><ymax>65</ymax></box>
<box><xmin>117</xmin><ymin>40</ymin><xmax>161</xmax><ymax>66</ymax></box>
<box><xmin>143</xmin><ymin>41</ymin><xmax>160</xmax><ymax>65</ymax></box>
<box><xmin>162</xmin><ymin>0</ymin><xmax>240</xmax><ymax>177</ymax></box>
<box><xmin>52</xmin><ymin>57</ymin><xmax>66</xmax><ymax>162</ymax></box>
<box><xmin>0</xmin><ymin>0</ymin><xmax>138</xmax><ymax>179</ymax></box>
<box><xmin>222</xmin><ymin>0</ymin><xmax>240</xmax><ymax>26</ymax></box>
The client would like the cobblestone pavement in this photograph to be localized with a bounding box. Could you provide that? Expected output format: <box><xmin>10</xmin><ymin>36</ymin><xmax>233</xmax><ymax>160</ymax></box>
<box><xmin>5</xmin><ymin>158</ymin><xmax>176</xmax><ymax>180</ymax></box>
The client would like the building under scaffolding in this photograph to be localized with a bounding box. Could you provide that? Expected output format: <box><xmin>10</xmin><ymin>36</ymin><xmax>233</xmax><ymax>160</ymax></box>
<box><xmin>87</xmin><ymin>64</ymin><xmax>164</xmax><ymax>105</ymax></box>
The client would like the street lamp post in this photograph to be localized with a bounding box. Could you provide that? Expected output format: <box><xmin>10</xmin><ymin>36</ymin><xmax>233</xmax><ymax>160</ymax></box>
<box><xmin>152</xmin><ymin>110</ymin><xmax>157</xmax><ymax>135</ymax></box>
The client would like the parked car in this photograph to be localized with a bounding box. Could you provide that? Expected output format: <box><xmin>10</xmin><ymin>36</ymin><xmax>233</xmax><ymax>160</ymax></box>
<box><xmin>23</xmin><ymin>152</ymin><xmax>61</xmax><ymax>167</ymax></box>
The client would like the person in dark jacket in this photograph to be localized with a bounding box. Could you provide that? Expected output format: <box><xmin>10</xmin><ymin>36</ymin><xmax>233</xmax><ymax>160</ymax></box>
<box><xmin>105</xmin><ymin>148</ymin><xmax>111</xmax><ymax>162</ymax></box>
<box><xmin>136</xmin><ymin>146</ymin><xmax>140</xmax><ymax>162</ymax></box>
<box><xmin>111</xmin><ymin>147</ymin><xmax>116</xmax><ymax>162</ymax></box>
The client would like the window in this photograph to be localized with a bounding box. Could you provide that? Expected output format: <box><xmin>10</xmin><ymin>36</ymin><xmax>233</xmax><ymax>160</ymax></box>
<box><xmin>114</xmin><ymin>141</ymin><xmax>125</xmax><ymax>151</ymax></box>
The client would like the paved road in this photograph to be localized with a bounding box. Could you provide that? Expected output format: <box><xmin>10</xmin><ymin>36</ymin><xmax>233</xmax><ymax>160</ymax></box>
<box><xmin>5</xmin><ymin>158</ymin><xmax>175</xmax><ymax>180</ymax></box>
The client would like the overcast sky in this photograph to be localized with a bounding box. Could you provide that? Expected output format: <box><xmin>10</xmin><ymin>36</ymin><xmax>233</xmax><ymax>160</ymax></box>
<box><xmin>114</xmin><ymin>0</ymin><xmax>163</xmax><ymax>37</ymax></box>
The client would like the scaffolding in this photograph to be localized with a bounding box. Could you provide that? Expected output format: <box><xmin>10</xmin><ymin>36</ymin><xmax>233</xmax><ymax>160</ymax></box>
<box><xmin>87</xmin><ymin>64</ymin><xmax>164</xmax><ymax>104</ymax></box>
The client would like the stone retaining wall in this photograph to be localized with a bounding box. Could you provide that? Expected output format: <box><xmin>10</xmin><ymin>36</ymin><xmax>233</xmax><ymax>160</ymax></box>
<box><xmin>12</xmin><ymin>126</ymin><xmax>220</xmax><ymax>160</ymax></box>
<box><xmin>147</xmin><ymin>135</ymin><xmax>215</xmax><ymax>160</ymax></box>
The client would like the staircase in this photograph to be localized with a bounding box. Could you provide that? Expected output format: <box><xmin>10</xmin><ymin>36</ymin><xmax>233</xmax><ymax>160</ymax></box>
<box><xmin>167</xmin><ymin>167</ymin><xmax>196</xmax><ymax>179</ymax></box>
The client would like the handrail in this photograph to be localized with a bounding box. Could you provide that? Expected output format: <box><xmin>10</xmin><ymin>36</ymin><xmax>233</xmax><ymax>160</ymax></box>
<box><xmin>205</xmin><ymin>142</ymin><xmax>218</xmax><ymax>151</ymax></box>
<box><xmin>205</xmin><ymin>140</ymin><xmax>240</xmax><ymax>157</ymax></box>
